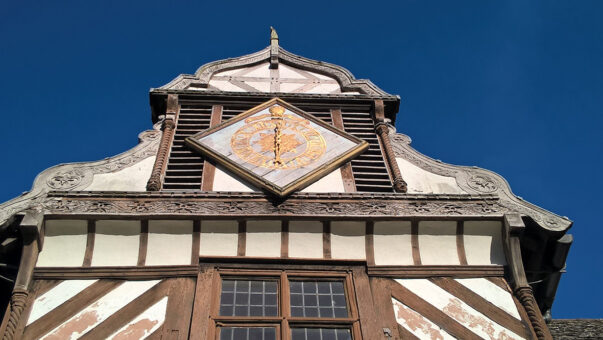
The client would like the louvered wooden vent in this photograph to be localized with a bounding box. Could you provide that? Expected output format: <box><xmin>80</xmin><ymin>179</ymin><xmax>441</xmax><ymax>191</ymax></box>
<box><xmin>162</xmin><ymin>97</ymin><xmax>393</xmax><ymax>192</ymax></box>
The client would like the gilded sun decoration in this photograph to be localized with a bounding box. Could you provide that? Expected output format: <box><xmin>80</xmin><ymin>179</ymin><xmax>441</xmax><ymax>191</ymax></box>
<box><xmin>230</xmin><ymin>105</ymin><xmax>327</xmax><ymax>170</ymax></box>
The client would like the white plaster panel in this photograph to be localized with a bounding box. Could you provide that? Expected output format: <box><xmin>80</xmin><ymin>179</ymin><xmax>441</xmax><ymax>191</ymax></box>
<box><xmin>279</xmin><ymin>82</ymin><xmax>305</xmax><ymax>93</ymax></box>
<box><xmin>463</xmin><ymin>221</ymin><xmax>506</xmax><ymax>265</ymax></box>
<box><xmin>40</xmin><ymin>280</ymin><xmax>160</xmax><ymax>340</ymax></box>
<box><xmin>85</xmin><ymin>156</ymin><xmax>155</xmax><ymax>191</ymax></box>
<box><xmin>212</xmin><ymin>166</ymin><xmax>256</xmax><ymax>192</ymax></box>
<box><xmin>210</xmin><ymin>80</ymin><xmax>245</xmax><ymax>92</ymax></box>
<box><xmin>27</xmin><ymin>280</ymin><xmax>98</xmax><ymax>325</ymax></box>
<box><xmin>246</xmin><ymin>220</ymin><xmax>281</xmax><ymax>257</ymax></box>
<box><xmin>396</xmin><ymin>158</ymin><xmax>466</xmax><ymax>194</ymax></box>
<box><xmin>418</xmin><ymin>221</ymin><xmax>459</xmax><ymax>265</ymax></box>
<box><xmin>279</xmin><ymin>64</ymin><xmax>309</xmax><ymax>79</ymax></box>
<box><xmin>288</xmin><ymin>221</ymin><xmax>323</xmax><ymax>258</ymax></box>
<box><xmin>392</xmin><ymin>297</ymin><xmax>455</xmax><ymax>340</ymax></box>
<box><xmin>330</xmin><ymin>221</ymin><xmax>366</xmax><ymax>260</ymax></box>
<box><xmin>200</xmin><ymin>220</ymin><xmax>239</xmax><ymax>256</ymax></box>
<box><xmin>301</xmin><ymin>168</ymin><xmax>345</xmax><ymax>193</ymax></box>
<box><xmin>246</xmin><ymin>81</ymin><xmax>271</xmax><ymax>92</ymax></box>
<box><xmin>91</xmin><ymin>220</ymin><xmax>140</xmax><ymax>267</ymax></box>
<box><xmin>108</xmin><ymin>296</ymin><xmax>167</xmax><ymax>339</ymax></box>
<box><xmin>396</xmin><ymin>279</ymin><xmax>524</xmax><ymax>340</ymax></box>
<box><xmin>456</xmin><ymin>278</ymin><xmax>520</xmax><ymax>319</ymax></box>
<box><xmin>37</xmin><ymin>220</ymin><xmax>87</xmax><ymax>267</ymax></box>
<box><xmin>374</xmin><ymin>221</ymin><xmax>413</xmax><ymax>265</ymax></box>
<box><xmin>243</xmin><ymin>63</ymin><xmax>270</xmax><ymax>78</ymax></box>
<box><xmin>146</xmin><ymin>220</ymin><xmax>193</xmax><ymax>266</ymax></box>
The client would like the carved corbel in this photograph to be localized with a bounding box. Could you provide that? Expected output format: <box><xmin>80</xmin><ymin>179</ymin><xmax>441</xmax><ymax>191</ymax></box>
<box><xmin>2</xmin><ymin>210</ymin><xmax>43</xmax><ymax>340</ymax></box>
<box><xmin>503</xmin><ymin>214</ymin><xmax>552</xmax><ymax>340</ymax></box>
<box><xmin>374</xmin><ymin>100</ymin><xmax>407</xmax><ymax>192</ymax></box>
<box><xmin>147</xmin><ymin>94</ymin><xmax>178</xmax><ymax>191</ymax></box>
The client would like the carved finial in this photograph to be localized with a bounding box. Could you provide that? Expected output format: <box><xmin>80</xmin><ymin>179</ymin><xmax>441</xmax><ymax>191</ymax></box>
<box><xmin>270</xmin><ymin>27</ymin><xmax>279</xmax><ymax>69</ymax></box>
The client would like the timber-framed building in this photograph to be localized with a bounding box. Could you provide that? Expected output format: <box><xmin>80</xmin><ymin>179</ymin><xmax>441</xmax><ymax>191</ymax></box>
<box><xmin>0</xmin><ymin>31</ymin><xmax>572</xmax><ymax>340</ymax></box>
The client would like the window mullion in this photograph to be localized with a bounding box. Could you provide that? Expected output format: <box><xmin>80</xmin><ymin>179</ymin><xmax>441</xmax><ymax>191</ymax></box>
<box><xmin>281</xmin><ymin>271</ymin><xmax>290</xmax><ymax>340</ymax></box>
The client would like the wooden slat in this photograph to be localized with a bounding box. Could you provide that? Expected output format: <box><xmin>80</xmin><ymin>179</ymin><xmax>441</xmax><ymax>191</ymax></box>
<box><xmin>430</xmin><ymin>277</ymin><xmax>529</xmax><ymax>338</ymax></box>
<box><xmin>78</xmin><ymin>280</ymin><xmax>171</xmax><ymax>340</ymax></box>
<box><xmin>388</xmin><ymin>279</ymin><xmax>481</xmax><ymax>340</ymax></box>
<box><xmin>22</xmin><ymin>280</ymin><xmax>123</xmax><ymax>340</ymax></box>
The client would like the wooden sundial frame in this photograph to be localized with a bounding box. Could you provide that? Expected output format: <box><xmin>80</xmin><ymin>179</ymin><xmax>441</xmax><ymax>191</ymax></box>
<box><xmin>185</xmin><ymin>98</ymin><xmax>368</xmax><ymax>197</ymax></box>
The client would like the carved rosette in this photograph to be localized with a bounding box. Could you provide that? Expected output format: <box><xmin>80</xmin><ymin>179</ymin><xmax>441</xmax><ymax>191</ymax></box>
<box><xmin>46</xmin><ymin>170</ymin><xmax>84</xmax><ymax>190</ymax></box>
<box><xmin>466</xmin><ymin>174</ymin><xmax>498</xmax><ymax>193</ymax></box>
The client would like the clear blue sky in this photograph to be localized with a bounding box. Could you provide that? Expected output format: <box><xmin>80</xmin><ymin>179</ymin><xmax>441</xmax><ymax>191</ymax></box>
<box><xmin>1</xmin><ymin>1</ymin><xmax>601</xmax><ymax>318</ymax></box>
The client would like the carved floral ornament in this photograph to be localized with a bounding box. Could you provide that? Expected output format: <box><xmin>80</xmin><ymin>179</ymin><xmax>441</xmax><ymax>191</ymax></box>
<box><xmin>0</xmin><ymin>130</ymin><xmax>161</xmax><ymax>226</ymax></box>
<box><xmin>389</xmin><ymin>133</ymin><xmax>571</xmax><ymax>231</ymax></box>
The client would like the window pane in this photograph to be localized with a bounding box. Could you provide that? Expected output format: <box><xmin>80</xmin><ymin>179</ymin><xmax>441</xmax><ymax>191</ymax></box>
<box><xmin>220</xmin><ymin>327</ymin><xmax>276</xmax><ymax>340</ymax></box>
<box><xmin>291</xmin><ymin>328</ymin><xmax>352</xmax><ymax>340</ymax></box>
<box><xmin>289</xmin><ymin>280</ymin><xmax>348</xmax><ymax>318</ymax></box>
<box><xmin>220</xmin><ymin>279</ymin><xmax>278</xmax><ymax>316</ymax></box>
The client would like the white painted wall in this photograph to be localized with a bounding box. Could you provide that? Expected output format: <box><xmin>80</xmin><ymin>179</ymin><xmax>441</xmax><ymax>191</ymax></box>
<box><xmin>85</xmin><ymin>156</ymin><xmax>155</xmax><ymax>191</ymax></box>
<box><xmin>288</xmin><ymin>221</ymin><xmax>323</xmax><ymax>258</ymax></box>
<box><xmin>330</xmin><ymin>221</ymin><xmax>366</xmax><ymax>260</ymax></box>
<box><xmin>212</xmin><ymin>166</ymin><xmax>256</xmax><ymax>192</ymax></box>
<box><xmin>396</xmin><ymin>158</ymin><xmax>466</xmax><ymax>194</ymax></box>
<box><xmin>37</xmin><ymin>220</ymin><xmax>88</xmax><ymax>267</ymax></box>
<box><xmin>418</xmin><ymin>221</ymin><xmax>459</xmax><ymax>265</ymax></box>
<box><xmin>300</xmin><ymin>168</ymin><xmax>345</xmax><ymax>193</ymax></box>
<box><xmin>456</xmin><ymin>278</ymin><xmax>520</xmax><ymax>319</ymax></box>
<box><xmin>463</xmin><ymin>221</ymin><xmax>506</xmax><ymax>265</ymax></box>
<box><xmin>146</xmin><ymin>220</ymin><xmax>193</xmax><ymax>266</ymax></box>
<box><xmin>245</xmin><ymin>220</ymin><xmax>281</xmax><ymax>257</ymax></box>
<box><xmin>27</xmin><ymin>280</ymin><xmax>97</xmax><ymax>325</ymax></box>
<box><xmin>200</xmin><ymin>220</ymin><xmax>239</xmax><ymax>256</ymax></box>
<box><xmin>374</xmin><ymin>221</ymin><xmax>413</xmax><ymax>265</ymax></box>
<box><xmin>91</xmin><ymin>220</ymin><xmax>140</xmax><ymax>267</ymax></box>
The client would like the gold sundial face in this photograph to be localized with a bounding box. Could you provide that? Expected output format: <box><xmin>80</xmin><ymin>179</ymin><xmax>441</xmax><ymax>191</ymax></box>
<box><xmin>185</xmin><ymin>98</ymin><xmax>368</xmax><ymax>197</ymax></box>
<box><xmin>230</xmin><ymin>105</ymin><xmax>326</xmax><ymax>170</ymax></box>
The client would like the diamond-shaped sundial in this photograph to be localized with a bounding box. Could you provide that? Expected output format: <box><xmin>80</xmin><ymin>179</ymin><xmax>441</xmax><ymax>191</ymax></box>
<box><xmin>185</xmin><ymin>98</ymin><xmax>368</xmax><ymax>196</ymax></box>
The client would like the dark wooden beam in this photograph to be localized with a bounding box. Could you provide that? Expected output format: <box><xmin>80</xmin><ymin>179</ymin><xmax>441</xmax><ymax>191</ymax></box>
<box><xmin>147</xmin><ymin>94</ymin><xmax>178</xmax><ymax>191</ymax></box>
<box><xmin>374</xmin><ymin>99</ymin><xmax>407</xmax><ymax>192</ymax></box>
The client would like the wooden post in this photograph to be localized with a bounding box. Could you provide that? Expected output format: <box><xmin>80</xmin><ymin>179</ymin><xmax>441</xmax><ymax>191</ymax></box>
<box><xmin>147</xmin><ymin>94</ymin><xmax>178</xmax><ymax>191</ymax></box>
<box><xmin>2</xmin><ymin>211</ymin><xmax>43</xmax><ymax>340</ymax></box>
<box><xmin>503</xmin><ymin>214</ymin><xmax>552</xmax><ymax>340</ymax></box>
<box><xmin>373</xmin><ymin>100</ymin><xmax>407</xmax><ymax>193</ymax></box>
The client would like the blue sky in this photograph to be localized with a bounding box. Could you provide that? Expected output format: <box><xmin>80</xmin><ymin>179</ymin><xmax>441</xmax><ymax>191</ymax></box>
<box><xmin>1</xmin><ymin>1</ymin><xmax>601</xmax><ymax>318</ymax></box>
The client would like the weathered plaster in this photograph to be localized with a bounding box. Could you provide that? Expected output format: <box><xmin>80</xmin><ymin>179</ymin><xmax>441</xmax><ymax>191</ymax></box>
<box><xmin>373</xmin><ymin>221</ymin><xmax>413</xmax><ymax>265</ymax></box>
<box><xmin>199</xmin><ymin>220</ymin><xmax>239</xmax><ymax>257</ymax></box>
<box><xmin>84</xmin><ymin>156</ymin><xmax>155</xmax><ymax>191</ymax></box>
<box><xmin>330</xmin><ymin>221</ymin><xmax>366</xmax><ymax>260</ymax></box>
<box><xmin>146</xmin><ymin>220</ymin><xmax>193</xmax><ymax>266</ymax></box>
<box><xmin>36</xmin><ymin>220</ymin><xmax>87</xmax><ymax>267</ymax></box>
<box><xmin>245</xmin><ymin>220</ymin><xmax>281</xmax><ymax>257</ymax></box>
<box><xmin>418</xmin><ymin>221</ymin><xmax>459</xmax><ymax>265</ymax></box>
<box><xmin>288</xmin><ymin>221</ymin><xmax>323</xmax><ymax>258</ymax></box>
<box><xmin>91</xmin><ymin>220</ymin><xmax>140</xmax><ymax>267</ymax></box>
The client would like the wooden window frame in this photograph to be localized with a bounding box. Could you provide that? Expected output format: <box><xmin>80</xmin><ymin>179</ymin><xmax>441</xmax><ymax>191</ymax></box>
<box><xmin>206</xmin><ymin>267</ymin><xmax>361</xmax><ymax>340</ymax></box>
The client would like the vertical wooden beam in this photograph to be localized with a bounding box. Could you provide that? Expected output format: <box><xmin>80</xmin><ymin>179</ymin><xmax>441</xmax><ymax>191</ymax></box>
<box><xmin>237</xmin><ymin>220</ymin><xmax>246</xmax><ymax>257</ymax></box>
<box><xmin>369</xmin><ymin>277</ymin><xmax>400</xmax><ymax>340</ymax></box>
<box><xmin>365</xmin><ymin>221</ymin><xmax>375</xmax><ymax>266</ymax></box>
<box><xmin>201</xmin><ymin>105</ymin><xmax>223</xmax><ymax>191</ymax></box>
<box><xmin>352</xmin><ymin>267</ymin><xmax>381</xmax><ymax>340</ymax></box>
<box><xmin>137</xmin><ymin>220</ymin><xmax>148</xmax><ymax>267</ymax></box>
<box><xmin>82</xmin><ymin>220</ymin><xmax>95</xmax><ymax>267</ymax></box>
<box><xmin>189</xmin><ymin>266</ymin><xmax>216</xmax><ymax>340</ymax></box>
<box><xmin>374</xmin><ymin>100</ymin><xmax>407</xmax><ymax>193</ymax></box>
<box><xmin>147</xmin><ymin>94</ymin><xmax>178</xmax><ymax>191</ymax></box>
<box><xmin>2</xmin><ymin>211</ymin><xmax>42</xmax><ymax>340</ymax></box>
<box><xmin>456</xmin><ymin>221</ymin><xmax>468</xmax><ymax>265</ymax></box>
<box><xmin>281</xmin><ymin>220</ymin><xmax>289</xmax><ymax>258</ymax></box>
<box><xmin>503</xmin><ymin>214</ymin><xmax>552</xmax><ymax>340</ymax></box>
<box><xmin>323</xmin><ymin>221</ymin><xmax>331</xmax><ymax>259</ymax></box>
<box><xmin>192</xmin><ymin>220</ymin><xmax>201</xmax><ymax>265</ymax></box>
<box><xmin>411</xmin><ymin>220</ymin><xmax>421</xmax><ymax>265</ymax></box>
<box><xmin>331</xmin><ymin>108</ymin><xmax>357</xmax><ymax>192</ymax></box>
